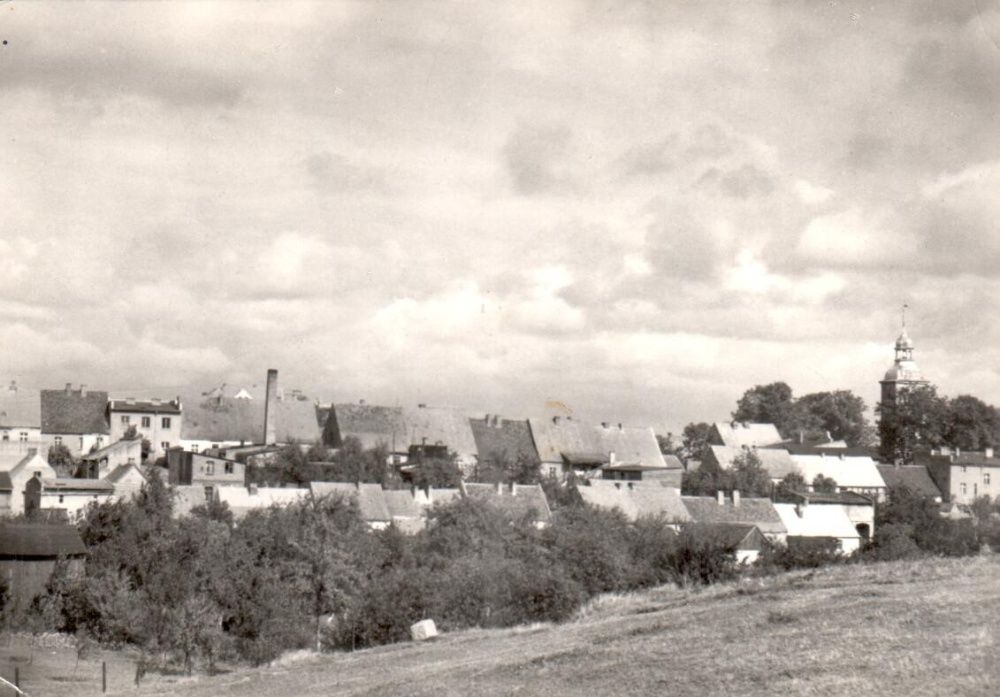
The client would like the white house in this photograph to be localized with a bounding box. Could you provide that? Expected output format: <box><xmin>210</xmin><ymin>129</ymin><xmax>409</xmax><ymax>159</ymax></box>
<box><xmin>773</xmin><ymin>502</ymin><xmax>862</xmax><ymax>555</ymax></box>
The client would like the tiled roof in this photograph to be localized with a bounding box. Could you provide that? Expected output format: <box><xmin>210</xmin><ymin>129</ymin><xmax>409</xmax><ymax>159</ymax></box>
<box><xmin>330</xmin><ymin>403</ymin><xmax>407</xmax><ymax>451</ymax></box>
<box><xmin>578</xmin><ymin>480</ymin><xmax>690</xmax><ymax>523</ymax></box>
<box><xmin>773</xmin><ymin>503</ymin><xmax>860</xmax><ymax>540</ymax></box>
<box><xmin>105</xmin><ymin>463</ymin><xmax>147</xmax><ymax>485</ymax></box>
<box><xmin>181</xmin><ymin>393</ymin><xmax>322</xmax><ymax>444</ymax></box>
<box><xmin>0</xmin><ymin>388</ymin><xmax>41</xmax><ymax>429</ymax></box>
<box><xmin>310</xmin><ymin>482</ymin><xmax>392</xmax><ymax>522</ymax></box>
<box><xmin>217</xmin><ymin>486</ymin><xmax>309</xmax><ymax>518</ymax></box>
<box><xmin>702</xmin><ymin>523</ymin><xmax>765</xmax><ymax>551</ymax></box>
<box><xmin>383</xmin><ymin>489</ymin><xmax>423</xmax><ymax>519</ymax></box>
<box><xmin>789</xmin><ymin>452</ymin><xmax>886</xmax><ymax>490</ymax></box>
<box><xmin>528</xmin><ymin>418</ymin><xmax>667</xmax><ymax>469</ymax></box>
<box><xmin>470</xmin><ymin>416</ymin><xmax>539</xmax><ymax>465</ymax></box>
<box><xmin>460</xmin><ymin>482</ymin><xmax>552</xmax><ymax>523</ymax></box>
<box><xmin>710</xmin><ymin>422</ymin><xmax>783</xmax><ymax>448</ymax></box>
<box><xmin>40</xmin><ymin>389</ymin><xmax>109</xmax><ymax>435</ymax></box>
<box><xmin>403</xmin><ymin>405</ymin><xmax>479</xmax><ymax>463</ymax></box>
<box><xmin>681</xmin><ymin>496</ymin><xmax>786</xmax><ymax>535</ymax></box>
<box><xmin>108</xmin><ymin>399</ymin><xmax>181</xmax><ymax>415</ymax></box>
<box><xmin>0</xmin><ymin>524</ymin><xmax>86</xmax><ymax>558</ymax></box>
<box><xmin>876</xmin><ymin>464</ymin><xmax>942</xmax><ymax>498</ymax></box>
<box><xmin>786</xmin><ymin>490</ymin><xmax>873</xmax><ymax>506</ymax></box>
<box><xmin>708</xmin><ymin>445</ymin><xmax>799</xmax><ymax>479</ymax></box>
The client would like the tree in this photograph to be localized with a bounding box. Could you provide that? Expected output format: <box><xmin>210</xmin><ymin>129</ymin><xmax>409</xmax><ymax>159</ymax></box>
<box><xmin>774</xmin><ymin>471</ymin><xmax>808</xmax><ymax>501</ymax></box>
<box><xmin>732</xmin><ymin>383</ymin><xmax>802</xmax><ymax>439</ymax></box>
<box><xmin>472</xmin><ymin>451</ymin><xmax>540</xmax><ymax>485</ymax></box>
<box><xmin>409</xmin><ymin>456</ymin><xmax>463</xmax><ymax>489</ymax></box>
<box><xmin>811</xmin><ymin>474</ymin><xmax>838</xmax><ymax>493</ymax></box>
<box><xmin>877</xmin><ymin>384</ymin><xmax>948</xmax><ymax>463</ymax></box>
<box><xmin>48</xmin><ymin>443</ymin><xmax>75</xmax><ymax>471</ymax></box>
<box><xmin>942</xmin><ymin>395</ymin><xmax>1000</xmax><ymax>451</ymax></box>
<box><xmin>681</xmin><ymin>422</ymin><xmax>713</xmax><ymax>460</ymax></box>
<box><xmin>681</xmin><ymin>449</ymin><xmax>772</xmax><ymax>498</ymax></box>
<box><xmin>796</xmin><ymin>390</ymin><xmax>870</xmax><ymax>447</ymax></box>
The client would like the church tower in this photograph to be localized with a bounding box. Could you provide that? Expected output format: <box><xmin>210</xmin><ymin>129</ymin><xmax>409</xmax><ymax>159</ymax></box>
<box><xmin>879</xmin><ymin>308</ymin><xmax>928</xmax><ymax>407</ymax></box>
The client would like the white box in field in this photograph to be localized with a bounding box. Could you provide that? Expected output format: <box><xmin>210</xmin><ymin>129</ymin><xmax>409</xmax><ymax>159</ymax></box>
<box><xmin>410</xmin><ymin>619</ymin><xmax>439</xmax><ymax>641</ymax></box>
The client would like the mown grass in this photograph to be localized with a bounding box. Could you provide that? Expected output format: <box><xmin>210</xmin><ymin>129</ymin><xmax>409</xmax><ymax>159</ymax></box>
<box><xmin>28</xmin><ymin>555</ymin><xmax>1000</xmax><ymax>696</ymax></box>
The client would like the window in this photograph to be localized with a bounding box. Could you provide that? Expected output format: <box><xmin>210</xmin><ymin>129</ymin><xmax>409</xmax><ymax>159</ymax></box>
<box><xmin>191</xmin><ymin>444</ymin><xmax>199</xmax><ymax>453</ymax></box>
<box><xmin>96</xmin><ymin>437</ymin><xmax>103</xmax><ymax>447</ymax></box>
<box><xmin>162</xmin><ymin>417</ymin><xmax>172</xmax><ymax>429</ymax></box>
<box><xmin>19</xmin><ymin>432</ymin><xmax>28</xmax><ymax>443</ymax></box>
<box><xmin>205</xmin><ymin>461</ymin><xmax>215</xmax><ymax>475</ymax></box>
<box><xmin>54</xmin><ymin>436</ymin><xmax>62</xmax><ymax>446</ymax></box>
<box><xmin>986</xmin><ymin>473</ymin><xmax>992</xmax><ymax>487</ymax></box>
<box><xmin>58</xmin><ymin>495</ymin><xmax>64</xmax><ymax>504</ymax></box>
<box><xmin>161</xmin><ymin>441</ymin><xmax>170</xmax><ymax>451</ymax></box>
<box><xmin>204</xmin><ymin>486</ymin><xmax>214</xmax><ymax>501</ymax></box>
<box><xmin>1</xmin><ymin>432</ymin><xmax>7</xmax><ymax>442</ymax></box>
<box><xmin>961</xmin><ymin>483</ymin><xmax>968</xmax><ymax>495</ymax></box>
<box><xmin>141</xmin><ymin>416</ymin><xmax>151</xmax><ymax>428</ymax></box>
<box><xmin>974</xmin><ymin>483</ymin><xmax>978</xmax><ymax>496</ymax></box>
<box><xmin>121</xmin><ymin>415</ymin><xmax>130</xmax><ymax>424</ymax></box>
<box><xmin>224</xmin><ymin>462</ymin><xmax>233</xmax><ymax>475</ymax></box>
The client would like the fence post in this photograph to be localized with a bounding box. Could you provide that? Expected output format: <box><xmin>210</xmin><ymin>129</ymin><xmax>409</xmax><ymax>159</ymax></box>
<box><xmin>102</xmin><ymin>661</ymin><xmax>107</xmax><ymax>693</ymax></box>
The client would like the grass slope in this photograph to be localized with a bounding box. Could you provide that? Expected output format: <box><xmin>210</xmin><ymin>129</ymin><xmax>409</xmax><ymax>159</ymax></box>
<box><xmin>32</xmin><ymin>556</ymin><xmax>1000</xmax><ymax>696</ymax></box>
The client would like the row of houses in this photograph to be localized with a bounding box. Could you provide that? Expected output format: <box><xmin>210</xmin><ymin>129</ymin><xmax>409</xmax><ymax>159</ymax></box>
<box><xmin>701</xmin><ymin>420</ymin><xmax>955</xmax><ymax>504</ymax></box>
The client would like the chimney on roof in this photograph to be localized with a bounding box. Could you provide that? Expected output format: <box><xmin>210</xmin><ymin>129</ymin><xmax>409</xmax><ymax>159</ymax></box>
<box><xmin>987</xmin><ymin>447</ymin><xmax>995</xmax><ymax>459</ymax></box>
<box><xmin>418</xmin><ymin>403</ymin><xmax>426</xmax><ymax>409</ymax></box>
<box><xmin>496</xmin><ymin>482</ymin><xmax>503</xmax><ymax>495</ymax></box>
<box><xmin>609</xmin><ymin>451</ymin><xmax>616</xmax><ymax>466</ymax></box>
<box><xmin>601</xmin><ymin>422</ymin><xmax>609</xmax><ymax>428</ymax></box>
<box><xmin>263</xmin><ymin>369</ymin><xmax>278</xmax><ymax>446</ymax></box>
<box><xmin>956</xmin><ymin>446</ymin><xmax>961</xmax><ymax>457</ymax></box>
<box><xmin>552</xmin><ymin>416</ymin><xmax>561</xmax><ymax>425</ymax></box>
<box><xmin>733</xmin><ymin>490</ymin><xmax>741</xmax><ymax>507</ymax></box>
<box><xmin>716</xmin><ymin>490</ymin><xmax>725</xmax><ymax>506</ymax></box>
<box><xmin>618</xmin><ymin>423</ymin><xmax>623</xmax><ymax>430</ymax></box>
<box><xmin>939</xmin><ymin>446</ymin><xmax>950</xmax><ymax>456</ymax></box>
<box><xmin>65</xmin><ymin>383</ymin><xmax>72</xmax><ymax>393</ymax></box>
<box><xmin>795</xmin><ymin>502</ymin><xmax>806</xmax><ymax>518</ymax></box>
<box><xmin>249</xmin><ymin>483</ymin><xmax>258</xmax><ymax>496</ymax></box>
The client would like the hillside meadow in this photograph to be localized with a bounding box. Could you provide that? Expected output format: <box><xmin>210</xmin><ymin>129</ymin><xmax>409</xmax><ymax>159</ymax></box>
<box><xmin>12</xmin><ymin>554</ymin><xmax>988</xmax><ymax>697</ymax></box>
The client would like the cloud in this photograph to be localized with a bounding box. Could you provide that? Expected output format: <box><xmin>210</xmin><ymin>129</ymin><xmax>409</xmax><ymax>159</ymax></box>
<box><xmin>502</xmin><ymin>121</ymin><xmax>577</xmax><ymax>195</ymax></box>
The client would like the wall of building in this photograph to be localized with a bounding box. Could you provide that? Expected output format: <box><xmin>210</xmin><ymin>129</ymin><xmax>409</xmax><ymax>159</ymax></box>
<box><xmin>0</xmin><ymin>428</ymin><xmax>42</xmax><ymax>448</ymax></box>
<box><xmin>40</xmin><ymin>492</ymin><xmax>113</xmax><ymax>520</ymax></box>
<box><xmin>948</xmin><ymin>465</ymin><xmax>999</xmax><ymax>504</ymax></box>
<box><xmin>40</xmin><ymin>433</ymin><xmax>108</xmax><ymax>458</ymax></box>
<box><xmin>110</xmin><ymin>410</ymin><xmax>182</xmax><ymax>460</ymax></box>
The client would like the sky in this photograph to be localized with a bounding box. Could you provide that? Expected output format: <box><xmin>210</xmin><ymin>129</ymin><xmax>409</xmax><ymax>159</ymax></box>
<box><xmin>1</xmin><ymin>0</ymin><xmax>999</xmax><ymax>435</ymax></box>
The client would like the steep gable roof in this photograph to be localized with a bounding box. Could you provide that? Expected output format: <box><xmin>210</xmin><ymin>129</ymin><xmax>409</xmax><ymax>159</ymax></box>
<box><xmin>181</xmin><ymin>393</ymin><xmax>321</xmax><ymax>444</ymax></box>
<box><xmin>790</xmin><ymin>452</ymin><xmax>886</xmax><ymax>490</ymax></box>
<box><xmin>773</xmin><ymin>503</ymin><xmax>860</xmax><ymax>540</ymax></box>
<box><xmin>105</xmin><ymin>462</ymin><xmax>147</xmax><ymax>485</ymax></box>
<box><xmin>403</xmin><ymin>405</ymin><xmax>479</xmax><ymax>462</ymax></box>
<box><xmin>331</xmin><ymin>403</ymin><xmax>407</xmax><ymax>451</ymax></box>
<box><xmin>682</xmin><ymin>496</ymin><xmax>786</xmax><ymax>535</ymax></box>
<box><xmin>710</xmin><ymin>422</ymin><xmax>783</xmax><ymax>448</ymax></box>
<box><xmin>81</xmin><ymin>438</ymin><xmax>142</xmax><ymax>462</ymax></box>
<box><xmin>40</xmin><ymin>389</ymin><xmax>109</xmax><ymax>435</ymax></box>
<box><xmin>528</xmin><ymin>417</ymin><xmax>666</xmax><ymax>469</ymax></box>
<box><xmin>0</xmin><ymin>524</ymin><xmax>86</xmax><ymax>558</ymax></box>
<box><xmin>579</xmin><ymin>480</ymin><xmax>690</xmax><ymax>523</ymax></box>
<box><xmin>0</xmin><ymin>387</ymin><xmax>41</xmax><ymax>429</ymax></box>
<box><xmin>469</xmin><ymin>416</ymin><xmax>539</xmax><ymax>464</ymax></box>
<box><xmin>708</xmin><ymin>445</ymin><xmax>799</xmax><ymax>479</ymax></box>
<box><xmin>876</xmin><ymin>464</ymin><xmax>942</xmax><ymax>499</ymax></box>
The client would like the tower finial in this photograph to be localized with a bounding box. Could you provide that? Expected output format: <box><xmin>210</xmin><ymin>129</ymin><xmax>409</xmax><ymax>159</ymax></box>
<box><xmin>901</xmin><ymin>303</ymin><xmax>908</xmax><ymax>330</ymax></box>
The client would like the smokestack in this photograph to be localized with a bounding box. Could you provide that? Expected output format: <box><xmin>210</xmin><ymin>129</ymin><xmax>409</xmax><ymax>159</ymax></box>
<box><xmin>263</xmin><ymin>369</ymin><xmax>278</xmax><ymax>446</ymax></box>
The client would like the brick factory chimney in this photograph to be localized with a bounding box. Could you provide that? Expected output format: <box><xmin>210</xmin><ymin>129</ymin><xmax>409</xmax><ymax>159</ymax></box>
<box><xmin>263</xmin><ymin>369</ymin><xmax>278</xmax><ymax>446</ymax></box>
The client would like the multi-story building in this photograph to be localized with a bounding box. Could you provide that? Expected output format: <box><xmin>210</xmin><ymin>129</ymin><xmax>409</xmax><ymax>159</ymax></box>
<box><xmin>108</xmin><ymin>398</ymin><xmax>182</xmax><ymax>461</ymax></box>
<box><xmin>925</xmin><ymin>448</ymin><xmax>1000</xmax><ymax>504</ymax></box>
<box><xmin>0</xmin><ymin>382</ymin><xmax>42</xmax><ymax>455</ymax></box>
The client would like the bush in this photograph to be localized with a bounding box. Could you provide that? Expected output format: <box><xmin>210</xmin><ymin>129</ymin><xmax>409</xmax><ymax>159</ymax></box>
<box><xmin>865</xmin><ymin>523</ymin><xmax>922</xmax><ymax>561</ymax></box>
<box><xmin>759</xmin><ymin>536</ymin><xmax>846</xmax><ymax>571</ymax></box>
<box><xmin>667</xmin><ymin>524</ymin><xmax>741</xmax><ymax>585</ymax></box>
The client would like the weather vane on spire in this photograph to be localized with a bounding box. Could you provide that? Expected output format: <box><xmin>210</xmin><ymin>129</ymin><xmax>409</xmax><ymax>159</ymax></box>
<box><xmin>901</xmin><ymin>303</ymin><xmax>908</xmax><ymax>329</ymax></box>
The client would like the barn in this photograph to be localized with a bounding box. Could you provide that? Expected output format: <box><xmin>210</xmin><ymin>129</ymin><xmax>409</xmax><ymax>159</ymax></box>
<box><xmin>0</xmin><ymin>524</ymin><xmax>87</xmax><ymax>616</ymax></box>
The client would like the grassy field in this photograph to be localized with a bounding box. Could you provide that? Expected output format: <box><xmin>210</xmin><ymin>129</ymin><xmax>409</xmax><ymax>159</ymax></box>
<box><xmin>6</xmin><ymin>555</ymin><xmax>1000</xmax><ymax>696</ymax></box>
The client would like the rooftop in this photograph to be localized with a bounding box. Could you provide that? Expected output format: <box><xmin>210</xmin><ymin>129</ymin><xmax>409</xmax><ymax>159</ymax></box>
<box><xmin>0</xmin><ymin>524</ymin><xmax>87</xmax><ymax>558</ymax></box>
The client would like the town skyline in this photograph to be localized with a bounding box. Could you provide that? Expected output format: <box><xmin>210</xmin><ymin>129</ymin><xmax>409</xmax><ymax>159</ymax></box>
<box><xmin>3</xmin><ymin>2</ymin><xmax>999</xmax><ymax>436</ymax></box>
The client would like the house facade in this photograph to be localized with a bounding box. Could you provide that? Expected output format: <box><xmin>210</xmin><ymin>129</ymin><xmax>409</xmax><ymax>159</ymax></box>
<box><xmin>108</xmin><ymin>398</ymin><xmax>182</xmax><ymax>460</ymax></box>
<box><xmin>0</xmin><ymin>451</ymin><xmax>57</xmax><ymax>516</ymax></box>
<box><xmin>24</xmin><ymin>473</ymin><xmax>115</xmax><ymax>520</ymax></box>
<box><xmin>924</xmin><ymin>449</ymin><xmax>1000</xmax><ymax>504</ymax></box>
<box><xmin>166</xmin><ymin>449</ymin><xmax>245</xmax><ymax>495</ymax></box>
<box><xmin>79</xmin><ymin>438</ymin><xmax>143</xmax><ymax>478</ymax></box>
<box><xmin>528</xmin><ymin>416</ymin><xmax>668</xmax><ymax>480</ymax></box>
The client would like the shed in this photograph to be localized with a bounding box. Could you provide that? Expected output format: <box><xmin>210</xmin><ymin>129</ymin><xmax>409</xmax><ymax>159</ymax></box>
<box><xmin>0</xmin><ymin>524</ymin><xmax>87</xmax><ymax>616</ymax></box>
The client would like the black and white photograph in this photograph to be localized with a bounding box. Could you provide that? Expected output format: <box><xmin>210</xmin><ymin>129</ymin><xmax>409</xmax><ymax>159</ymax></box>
<box><xmin>1</xmin><ymin>1</ymin><xmax>999</xmax><ymax>695</ymax></box>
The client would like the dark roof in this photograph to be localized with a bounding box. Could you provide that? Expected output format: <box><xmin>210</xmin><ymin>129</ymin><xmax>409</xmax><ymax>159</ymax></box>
<box><xmin>81</xmin><ymin>438</ymin><xmax>141</xmax><ymax>462</ymax></box>
<box><xmin>682</xmin><ymin>496</ymin><xmax>786</xmax><ymax>534</ymax></box>
<box><xmin>42</xmin><ymin>478</ymin><xmax>115</xmax><ymax>492</ymax></box>
<box><xmin>470</xmin><ymin>417</ymin><xmax>539</xmax><ymax>465</ymax></box>
<box><xmin>0</xmin><ymin>524</ymin><xmax>86</xmax><ymax>558</ymax></box>
<box><xmin>181</xmin><ymin>393</ymin><xmax>321</xmax><ymax>444</ymax></box>
<box><xmin>920</xmin><ymin>451</ymin><xmax>1000</xmax><ymax>467</ymax></box>
<box><xmin>0</xmin><ymin>472</ymin><xmax>11</xmax><ymax>491</ymax></box>
<box><xmin>331</xmin><ymin>403</ymin><xmax>407</xmax><ymax>451</ymax></box>
<box><xmin>876</xmin><ymin>464</ymin><xmax>943</xmax><ymax>498</ymax></box>
<box><xmin>40</xmin><ymin>389</ymin><xmax>109</xmax><ymax>435</ymax></box>
<box><xmin>108</xmin><ymin>399</ymin><xmax>181</xmax><ymax>415</ymax></box>
<box><xmin>700</xmin><ymin>523</ymin><xmax>766</xmax><ymax>551</ymax></box>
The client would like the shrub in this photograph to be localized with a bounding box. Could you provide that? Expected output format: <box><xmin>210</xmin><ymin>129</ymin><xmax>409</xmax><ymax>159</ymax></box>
<box><xmin>667</xmin><ymin>524</ymin><xmax>741</xmax><ymax>585</ymax></box>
